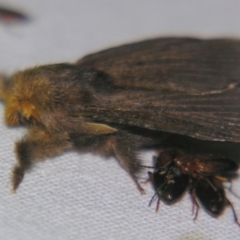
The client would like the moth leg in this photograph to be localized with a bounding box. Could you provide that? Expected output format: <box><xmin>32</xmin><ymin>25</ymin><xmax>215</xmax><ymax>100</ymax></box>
<box><xmin>12</xmin><ymin>127</ymin><xmax>72</xmax><ymax>192</ymax></box>
<box><xmin>70</xmin><ymin>132</ymin><xmax>152</xmax><ymax>194</ymax></box>
<box><xmin>111</xmin><ymin>140</ymin><xmax>145</xmax><ymax>194</ymax></box>
<box><xmin>102</xmin><ymin>130</ymin><xmax>156</xmax><ymax>194</ymax></box>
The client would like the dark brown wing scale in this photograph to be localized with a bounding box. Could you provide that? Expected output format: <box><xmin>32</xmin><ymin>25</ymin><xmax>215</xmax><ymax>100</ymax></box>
<box><xmin>76</xmin><ymin>38</ymin><xmax>240</xmax><ymax>142</ymax></box>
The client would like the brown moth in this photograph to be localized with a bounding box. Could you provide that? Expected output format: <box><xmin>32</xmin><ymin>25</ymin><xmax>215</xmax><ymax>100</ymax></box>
<box><xmin>0</xmin><ymin>6</ymin><xmax>28</xmax><ymax>24</ymax></box>
<box><xmin>0</xmin><ymin>38</ymin><xmax>239</xmax><ymax>193</ymax></box>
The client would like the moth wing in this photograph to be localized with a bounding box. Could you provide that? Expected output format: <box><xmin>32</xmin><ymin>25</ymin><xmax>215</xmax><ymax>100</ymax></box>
<box><xmin>76</xmin><ymin>38</ymin><xmax>240</xmax><ymax>142</ymax></box>
<box><xmin>77</xmin><ymin>38</ymin><xmax>240</xmax><ymax>95</ymax></box>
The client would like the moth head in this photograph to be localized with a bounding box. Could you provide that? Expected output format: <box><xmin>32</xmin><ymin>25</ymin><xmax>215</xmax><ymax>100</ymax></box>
<box><xmin>1</xmin><ymin>70</ymin><xmax>43</xmax><ymax>126</ymax></box>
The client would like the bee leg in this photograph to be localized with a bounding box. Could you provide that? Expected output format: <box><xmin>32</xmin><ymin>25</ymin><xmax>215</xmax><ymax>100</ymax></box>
<box><xmin>155</xmin><ymin>197</ymin><xmax>161</xmax><ymax>212</ymax></box>
<box><xmin>190</xmin><ymin>193</ymin><xmax>200</xmax><ymax>221</ymax></box>
<box><xmin>226</xmin><ymin>180</ymin><xmax>240</xmax><ymax>199</ymax></box>
<box><xmin>146</xmin><ymin>169</ymin><xmax>161</xmax><ymax>211</ymax></box>
<box><xmin>140</xmin><ymin>171</ymin><xmax>153</xmax><ymax>185</ymax></box>
<box><xmin>226</xmin><ymin>198</ymin><xmax>240</xmax><ymax>226</ymax></box>
<box><xmin>12</xmin><ymin>127</ymin><xmax>72</xmax><ymax>192</ymax></box>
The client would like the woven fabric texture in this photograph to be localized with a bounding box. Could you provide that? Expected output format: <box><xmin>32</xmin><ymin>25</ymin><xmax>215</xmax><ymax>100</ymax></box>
<box><xmin>0</xmin><ymin>1</ymin><xmax>240</xmax><ymax>239</ymax></box>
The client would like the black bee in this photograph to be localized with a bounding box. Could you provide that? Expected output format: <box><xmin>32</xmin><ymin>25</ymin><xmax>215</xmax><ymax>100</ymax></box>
<box><xmin>146</xmin><ymin>149</ymin><xmax>240</xmax><ymax>225</ymax></box>
<box><xmin>146</xmin><ymin>152</ymin><xmax>189</xmax><ymax>210</ymax></box>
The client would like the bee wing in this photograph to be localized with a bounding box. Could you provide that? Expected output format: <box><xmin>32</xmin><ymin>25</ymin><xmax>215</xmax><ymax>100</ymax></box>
<box><xmin>198</xmin><ymin>158</ymin><xmax>239</xmax><ymax>175</ymax></box>
<box><xmin>76</xmin><ymin>38</ymin><xmax>240</xmax><ymax>142</ymax></box>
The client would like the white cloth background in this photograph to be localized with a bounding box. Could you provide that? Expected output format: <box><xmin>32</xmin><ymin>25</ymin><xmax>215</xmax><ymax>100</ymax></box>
<box><xmin>0</xmin><ymin>1</ymin><xmax>240</xmax><ymax>239</ymax></box>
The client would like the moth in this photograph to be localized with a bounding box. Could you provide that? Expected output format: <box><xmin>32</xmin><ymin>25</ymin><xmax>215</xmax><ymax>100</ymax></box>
<box><xmin>0</xmin><ymin>6</ymin><xmax>28</xmax><ymax>24</ymax></box>
<box><xmin>0</xmin><ymin>38</ymin><xmax>239</xmax><ymax>193</ymax></box>
<box><xmin>146</xmin><ymin>149</ymin><xmax>240</xmax><ymax>225</ymax></box>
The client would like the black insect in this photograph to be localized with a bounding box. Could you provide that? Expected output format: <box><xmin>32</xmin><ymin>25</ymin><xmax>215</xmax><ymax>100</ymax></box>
<box><xmin>146</xmin><ymin>151</ymin><xmax>189</xmax><ymax>210</ymax></box>
<box><xmin>146</xmin><ymin>149</ymin><xmax>240</xmax><ymax>225</ymax></box>
<box><xmin>0</xmin><ymin>6</ymin><xmax>28</xmax><ymax>24</ymax></box>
